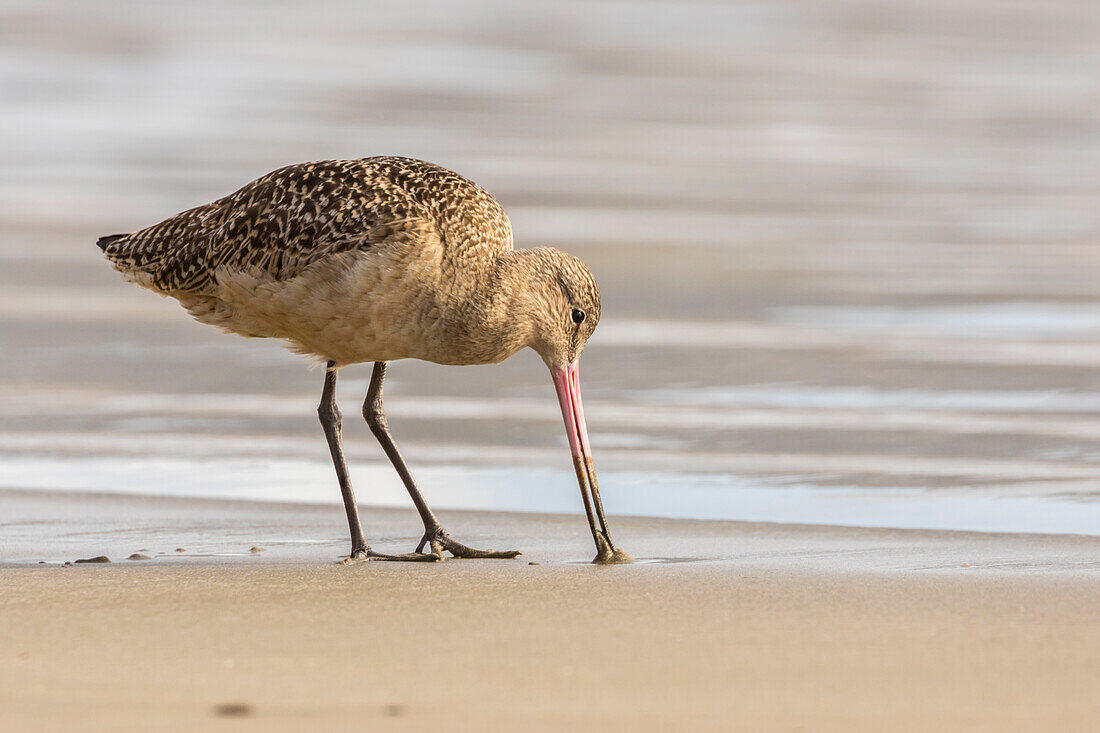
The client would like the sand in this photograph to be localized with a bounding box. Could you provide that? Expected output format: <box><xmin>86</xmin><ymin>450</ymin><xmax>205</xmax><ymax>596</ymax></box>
<box><xmin>1</xmin><ymin>491</ymin><xmax>1097</xmax><ymax>732</ymax></box>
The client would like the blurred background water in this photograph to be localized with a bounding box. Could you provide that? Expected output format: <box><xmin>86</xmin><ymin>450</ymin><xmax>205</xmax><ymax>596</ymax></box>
<box><xmin>1</xmin><ymin>0</ymin><xmax>1099</xmax><ymax>535</ymax></box>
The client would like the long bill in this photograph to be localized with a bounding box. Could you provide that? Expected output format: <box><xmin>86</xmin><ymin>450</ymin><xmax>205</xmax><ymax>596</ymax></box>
<box><xmin>551</xmin><ymin>360</ymin><xmax>631</xmax><ymax>564</ymax></box>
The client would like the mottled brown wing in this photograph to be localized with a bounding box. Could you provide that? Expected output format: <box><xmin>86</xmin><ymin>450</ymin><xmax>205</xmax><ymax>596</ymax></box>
<box><xmin>98</xmin><ymin>157</ymin><xmax>513</xmax><ymax>293</ymax></box>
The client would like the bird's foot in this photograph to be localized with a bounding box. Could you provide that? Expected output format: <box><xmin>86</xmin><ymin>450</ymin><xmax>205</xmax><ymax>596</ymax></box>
<box><xmin>338</xmin><ymin>531</ymin><xmax>520</xmax><ymax>564</ymax></box>
<box><xmin>339</xmin><ymin>546</ymin><xmax>442</xmax><ymax>564</ymax></box>
<box><xmin>415</xmin><ymin>526</ymin><xmax>522</xmax><ymax>560</ymax></box>
<box><xmin>592</xmin><ymin>531</ymin><xmax>633</xmax><ymax>565</ymax></box>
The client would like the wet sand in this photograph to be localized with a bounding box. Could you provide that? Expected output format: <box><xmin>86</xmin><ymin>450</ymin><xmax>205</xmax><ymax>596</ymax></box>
<box><xmin>1</xmin><ymin>490</ymin><xmax>1098</xmax><ymax>731</ymax></box>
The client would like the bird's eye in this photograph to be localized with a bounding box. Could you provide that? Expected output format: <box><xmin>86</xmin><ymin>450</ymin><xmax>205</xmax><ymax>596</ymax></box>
<box><xmin>571</xmin><ymin>308</ymin><xmax>586</xmax><ymax>324</ymax></box>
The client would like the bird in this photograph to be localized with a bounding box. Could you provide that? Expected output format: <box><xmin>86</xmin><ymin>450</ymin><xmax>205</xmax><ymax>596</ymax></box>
<box><xmin>97</xmin><ymin>156</ymin><xmax>631</xmax><ymax>564</ymax></box>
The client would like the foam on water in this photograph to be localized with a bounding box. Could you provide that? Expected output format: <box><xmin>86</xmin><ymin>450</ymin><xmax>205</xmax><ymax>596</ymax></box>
<box><xmin>770</xmin><ymin>303</ymin><xmax>1100</xmax><ymax>337</ymax></box>
<box><xmin>1</xmin><ymin>454</ymin><xmax>1096</xmax><ymax>536</ymax></box>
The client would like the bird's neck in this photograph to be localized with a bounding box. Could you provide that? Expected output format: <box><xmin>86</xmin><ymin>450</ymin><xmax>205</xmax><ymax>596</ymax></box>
<box><xmin>432</xmin><ymin>249</ymin><xmax>543</xmax><ymax>365</ymax></box>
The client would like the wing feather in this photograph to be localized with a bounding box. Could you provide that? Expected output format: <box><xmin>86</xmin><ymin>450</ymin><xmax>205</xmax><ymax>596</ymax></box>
<box><xmin>98</xmin><ymin>157</ymin><xmax>513</xmax><ymax>293</ymax></box>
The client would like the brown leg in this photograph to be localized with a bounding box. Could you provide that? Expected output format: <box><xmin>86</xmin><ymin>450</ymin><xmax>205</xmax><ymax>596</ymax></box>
<box><xmin>363</xmin><ymin>361</ymin><xmax>520</xmax><ymax>560</ymax></box>
<box><xmin>319</xmin><ymin>362</ymin><xmax>435</xmax><ymax>563</ymax></box>
<box><xmin>318</xmin><ymin>362</ymin><xmax>370</xmax><ymax>558</ymax></box>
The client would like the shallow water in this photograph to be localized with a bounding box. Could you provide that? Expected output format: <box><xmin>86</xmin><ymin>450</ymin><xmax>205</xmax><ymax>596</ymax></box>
<box><xmin>1</xmin><ymin>0</ymin><xmax>1099</xmax><ymax>536</ymax></box>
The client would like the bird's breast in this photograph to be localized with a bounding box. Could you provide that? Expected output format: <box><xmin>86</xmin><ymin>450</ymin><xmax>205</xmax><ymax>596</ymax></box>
<box><xmin>198</xmin><ymin>234</ymin><xmax>526</xmax><ymax>368</ymax></box>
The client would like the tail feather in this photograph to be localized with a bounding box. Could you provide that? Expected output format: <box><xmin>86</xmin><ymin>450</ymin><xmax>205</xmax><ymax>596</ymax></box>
<box><xmin>96</xmin><ymin>233</ymin><xmax>129</xmax><ymax>251</ymax></box>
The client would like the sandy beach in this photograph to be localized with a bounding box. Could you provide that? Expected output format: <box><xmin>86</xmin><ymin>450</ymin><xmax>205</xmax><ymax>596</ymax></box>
<box><xmin>1</xmin><ymin>490</ymin><xmax>1098</xmax><ymax>732</ymax></box>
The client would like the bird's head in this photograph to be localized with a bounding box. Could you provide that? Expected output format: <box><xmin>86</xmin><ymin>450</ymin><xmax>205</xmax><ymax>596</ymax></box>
<box><xmin>511</xmin><ymin>247</ymin><xmax>601</xmax><ymax>369</ymax></box>
<box><xmin>498</xmin><ymin>247</ymin><xmax>626</xmax><ymax>563</ymax></box>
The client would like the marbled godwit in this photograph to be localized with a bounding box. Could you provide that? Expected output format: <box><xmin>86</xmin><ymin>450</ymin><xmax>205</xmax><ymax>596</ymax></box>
<box><xmin>97</xmin><ymin>157</ymin><xmax>630</xmax><ymax>564</ymax></box>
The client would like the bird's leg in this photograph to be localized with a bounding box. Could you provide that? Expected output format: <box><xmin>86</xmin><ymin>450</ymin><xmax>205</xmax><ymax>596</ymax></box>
<box><xmin>319</xmin><ymin>362</ymin><xmax>436</xmax><ymax>563</ymax></box>
<box><xmin>319</xmin><ymin>362</ymin><xmax>371</xmax><ymax>558</ymax></box>
<box><xmin>363</xmin><ymin>361</ymin><xmax>521</xmax><ymax>560</ymax></box>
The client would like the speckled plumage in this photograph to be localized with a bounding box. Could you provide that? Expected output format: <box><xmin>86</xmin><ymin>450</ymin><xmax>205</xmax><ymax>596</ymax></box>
<box><xmin>98</xmin><ymin>157</ymin><xmax>600</xmax><ymax>368</ymax></box>
<box><xmin>100</xmin><ymin>157</ymin><xmax>513</xmax><ymax>291</ymax></box>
